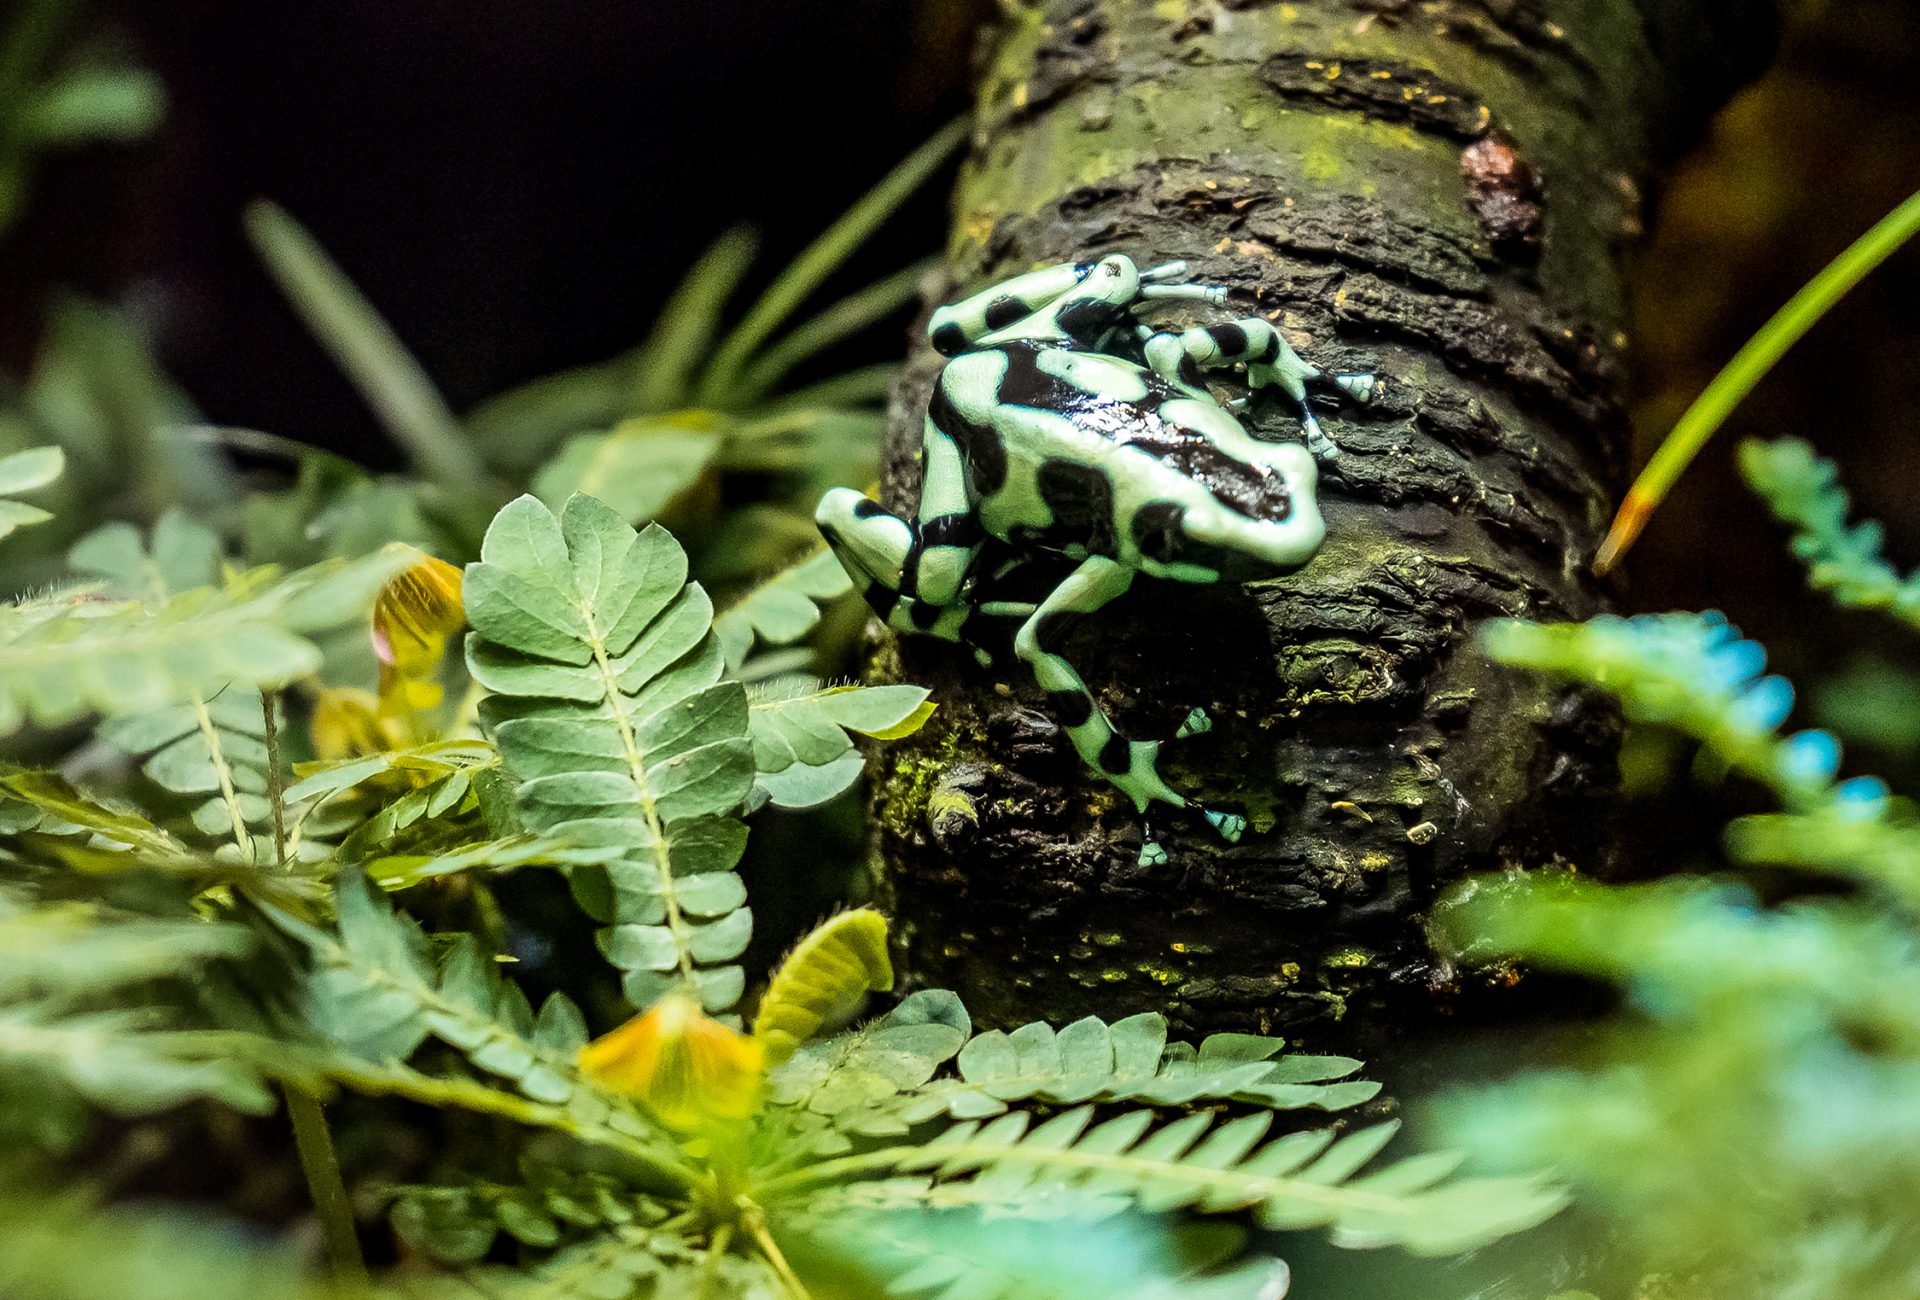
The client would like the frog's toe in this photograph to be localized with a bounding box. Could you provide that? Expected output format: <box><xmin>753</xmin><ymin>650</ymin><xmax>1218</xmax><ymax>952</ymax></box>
<box><xmin>1331</xmin><ymin>372</ymin><xmax>1376</xmax><ymax>404</ymax></box>
<box><xmin>1202</xmin><ymin>807</ymin><xmax>1247</xmax><ymax>843</ymax></box>
<box><xmin>1176</xmin><ymin>707</ymin><xmax>1213</xmax><ymax>739</ymax></box>
<box><xmin>1137</xmin><ymin>838</ymin><xmax>1170</xmax><ymax>867</ymax></box>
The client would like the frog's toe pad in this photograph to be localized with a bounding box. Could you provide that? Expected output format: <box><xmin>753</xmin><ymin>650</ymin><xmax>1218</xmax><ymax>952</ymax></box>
<box><xmin>1176</xmin><ymin>707</ymin><xmax>1212</xmax><ymax>739</ymax></box>
<box><xmin>1138</xmin><ymin>839</ymin><xmax>1170</xmax><ymax>867</ymax></box>
<box><xmin>1332</xmin><ymin>372</ymin><xmax>1376</xmax><ymax>404</ymax></box>
<box><xmin>1204</xmin><ymin>809</ymin><xmax>1247</xmax><ymax>843</ymax></box>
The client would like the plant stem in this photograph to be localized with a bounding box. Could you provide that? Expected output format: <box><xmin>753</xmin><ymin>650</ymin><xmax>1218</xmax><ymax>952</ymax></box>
<box><xmin>744</xmin><ymin>1210</ymin><xmax>813</xmax><ymax>1300</ymax></box>
<box><xmin>191</xmin><ymin>690</ymin><xmax>253</xmax><ymax>862</ymax></box>
<box><xmin>1597</xmin><ymin>186</ymin><xmax>1920</xmax><ymax>573</ymax></box>
<box><xmin>261</xmin><ymin>691</ymin><xmax>288</xmax><ymax>868</ymax></box>
<box><xmin>695</xmin><ymin>1222</ymin><xmax>734</xmax><ymax>1300</ymax></box>
<box><xmin>285</xmin><ymin>1087</ymin><xmax>369</xmax><ymax>1289</ymax></box>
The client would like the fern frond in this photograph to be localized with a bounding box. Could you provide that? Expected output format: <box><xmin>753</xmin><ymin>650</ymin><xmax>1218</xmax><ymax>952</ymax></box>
<box><xmin>285</xmin><ymin>739</ymin><xmax>500</xmax><ymax>804</ymax></box>
<box><xmin>714</xmin><ymin>546</ymin><xmax>853</xmax><ymax>671</ymax></box>
<box><xmin>1437</xmin><ymin>870</ymin><xmax>1920</xmax><ymax>1040</ymax></box>
<box><xmin>0</xmin><ymin>893</ymin><xmax>276</xmax><ymax>1149</ymax></box>
<box><xmin>1483</xmin><ymin>612</ymin><xmax>1889</xmax><ymax>816</ymax></box>
<box><xmin>363</xmin><ymin>833</ymin><xmax>602</xmax><ymax>891</ymax></box>
<box><xmin>0</xmin><ymin>768</ymin><xmax>199</xmax><ymax>865</ymax></box>
<box><xmin>767</xmin><ymin>995</ymin><xmax>1372</xmax><ymax>1147</ymax></box>
<box><xmin>0</xmin><ymin>893</ymin><xmax>250</xmax><ymax>999</ymax></box>
<box><xmin>763</xmin><ymin>989</ymin><xmax>970</xmax><ymax>1151</ymax></box>
<box><xmin>269</xmin><ymin>874</ymin><xmax>693</xmax><ymax>1187</ymax></box>
<box><xmin>1727</xmin><ymin>810</ymin><xmax>1920</xmax><ymax>915</ymax></box>
<box><xmin>464</xmin><ymin>494</ymin><xmax>755</xmax><ymax>1013</ymax></box>
<box><xmin>748</xmin><ymin>681</ymin><xmax>933</xmax><ymax>810</ymax></box>
<box><xmin>1739</xmin><ymin>437</ymin><xmax>1920</xmax><ymax>631</ymax></box>
<box><xmin>0</xmin><ymin>547</ymin><xmax>403</xmax><ymax>735</ymax></box>
<box><xmin>778</xmin><ymin>1202</ymin><xmax>1285</xmax><ymax>1300</ymax></box>
<box><xmin>0</xmin><ymin>770</ymin><xmax>321</xmax><ymax>910</ymax></box>
<box><xmin>0</xmin><ymin>444</ymin><xmax>63</xmax><ymax>540</ymax></box>
<box><xmin>100</xmin><ymin>688</ymin><xmax>276</xmax><ymax>859</ymax></box>
<box><xmin>765</xmin><ymin>1108</ymin><xmax>1563</xmax><ymax>1256</ymax></box>
<box><xmin>389</xmin><ymin>1161</ymin><xmax>667</xmax><ymax>1265</ymax></box>
<box><xmin>414</xmin><ymin>1223</ymin><xmax>751</xmax><ymax>1300</ymax></box>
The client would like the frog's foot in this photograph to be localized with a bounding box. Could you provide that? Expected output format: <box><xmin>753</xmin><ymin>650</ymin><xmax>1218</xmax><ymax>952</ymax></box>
<box><xmin>1319</xmin><ymin>371</ymin><xmax>1377</xmax><ymax>405</ymax></box>
<box><xmin>1137</xmin><ymin>835</ymin><xmax>1170</xmax><ymax>868</ymax></box>
<box><xmin>1175</xmin><ymin>707</ymin><xmax>1212</xmax><ymax>740</ymax></box>
<box><xmin>1198</xmin><ymin>805</ymin><xmax>1247</xmax><ymax>844</ymax></box>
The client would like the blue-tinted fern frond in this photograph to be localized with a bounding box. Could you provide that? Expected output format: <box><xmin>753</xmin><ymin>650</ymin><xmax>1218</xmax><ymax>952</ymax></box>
<box><xmin>1739</xmin><ymin>437</ymin><xmax>1920</xmax><ymax>631</ymax></box>
<box><xmin>1483</xmin><ymin>612</ymin><xmax>1888</xmax><ymax>817</ymax></box>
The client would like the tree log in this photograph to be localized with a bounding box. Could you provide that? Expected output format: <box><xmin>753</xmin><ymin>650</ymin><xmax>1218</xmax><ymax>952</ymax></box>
<box><xmin>868</xmin><ymin>0</ymin><xmax>1772</xmax><ymax>1054</ymax></box>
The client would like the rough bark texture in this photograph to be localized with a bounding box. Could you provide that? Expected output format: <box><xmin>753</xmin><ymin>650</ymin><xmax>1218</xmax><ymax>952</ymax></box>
<box><xmin>868</xmin><ymin>0</ymin><xmax>1771</xmax><ymax>1054</ymax></box>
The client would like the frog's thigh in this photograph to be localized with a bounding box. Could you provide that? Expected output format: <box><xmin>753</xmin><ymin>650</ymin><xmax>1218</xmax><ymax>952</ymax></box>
<box><xmin>911</xmin><ymin>425</ymin><xmax>982</xmax><ymax>606</ymax></box>
<box><xmin>1013</xmin><ymin>556</ymin><xmax>1186</xmax><ymax>812</ymax></box>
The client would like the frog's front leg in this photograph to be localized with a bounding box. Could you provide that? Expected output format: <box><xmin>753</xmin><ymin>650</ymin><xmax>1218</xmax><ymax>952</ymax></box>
<box><xmin>815</xmin><ymin>487</ymin><xmax>984</xmax><ymax>647</ymax></box>
<box><xmin>1145</xmin><ymin>319</ymin><xmax>1374</xmax><ymax>459</ymax></box>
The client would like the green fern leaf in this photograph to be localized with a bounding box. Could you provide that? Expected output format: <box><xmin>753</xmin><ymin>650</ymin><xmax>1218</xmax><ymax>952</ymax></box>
<box><xmin>0</xmin><ymin>548</ymin><xmax>403</xmax><ymax>735</ymax></box>
<box><xmin>277</xmin><ymin>873</ymin><xmax>582</xmax><ymax>1096</ymax></box>
<box><xmin>100</xmin><ymin>689</ymin><xmax>276</xmax><ymax>859</ymax></box>
<box><xmin>0</xmin><ymin>770</ymin><xmax>321</xmax><ymax>910</ymax></box>
<box><xmin>715</xmin><ymin>547</ymin><xmax>853</xmax><ymax>670</ymax></box>
<box><xmin>389</xmin><ymin>1161</ymin><xmax>666</xmax><ymax>1265</ymax></box>
<box><xmin>768</xmin><ymin>1002</ymin><xmax>1371</xmax><ymax>1143</ymax></box>
<box><xmin>767</xmin><ymin>1108</ymin><xmax>1562</xmax><ymax>1257</ymax></box>
<box><xmin>780</xmin><ymin>1201</ymin><xmax>1286</xmax><ymax>1300</ymax></box>
<box><xmin>749</xmin><ymin>681</ymin><xmax>933</xmax><ymax>810</ymax></box>
<box><xmin>270</xmin><ymin>874</ymin><xmax>697</xmax><ymax>1187</ymax></box>
<box><xmin>0</xmin><ymin>445</ymin><xmax>63</xmax><ymax>540</ymax></box>
<box><xmin>464</xmin><ymin>493</ymin><xmax>755</xmax><ymax>1013</ymax></box>
<box><xmin>0</xmin><ymin>893</ymin><xmax>276</xmax><ymax>1149</ymax></box>
<box><xmin>1740</xmin><ymin>437</ymin><xmax>1920</xmax><ymax>630</ymax></box>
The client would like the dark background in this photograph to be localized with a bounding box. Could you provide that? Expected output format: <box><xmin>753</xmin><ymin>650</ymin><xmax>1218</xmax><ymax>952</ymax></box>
<box><xmin>4</xmin><ymin>0</ymin><xmax>1919</xmax><ymax>754</ymax></box>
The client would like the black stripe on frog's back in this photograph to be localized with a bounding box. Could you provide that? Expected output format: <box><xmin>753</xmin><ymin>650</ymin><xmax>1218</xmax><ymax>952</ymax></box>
<box><xmin>996</xmin><ymin>340</ymin><xmax>1291</xmax><ymax>522</ymax></box>
<box><xmin>990</xmin><ymin>338</ymin><xmax>1191</xmax><ymax>431</ymax></box>
<box><xmin>1125</xmin><ymin>423</ymin><xmax>1291</xmax><ymax>522</ymax></box>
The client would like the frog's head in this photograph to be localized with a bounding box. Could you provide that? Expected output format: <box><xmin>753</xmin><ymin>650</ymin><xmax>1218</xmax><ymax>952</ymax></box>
<box><xmin>1047</xmin><ymin>254</ymin><xmax>1143</xmax><ymax>343</ymax></box>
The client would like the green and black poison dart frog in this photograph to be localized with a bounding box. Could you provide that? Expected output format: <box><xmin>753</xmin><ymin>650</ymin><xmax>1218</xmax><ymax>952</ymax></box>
<box><xmin>815</xmin><ymin>253</ymin><xmax>1374</xmax><ymax>864</ymax></box>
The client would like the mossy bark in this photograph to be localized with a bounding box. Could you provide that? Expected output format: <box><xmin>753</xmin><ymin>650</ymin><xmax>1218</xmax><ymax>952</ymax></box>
<box><xmin>869</xmin><ymin>0</ymin><xmax>1771</xmax><ymax>1054</ymax></box>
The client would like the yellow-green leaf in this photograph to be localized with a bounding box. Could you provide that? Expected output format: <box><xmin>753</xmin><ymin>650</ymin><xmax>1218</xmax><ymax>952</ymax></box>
<box><xmin>754</xmin><ymin>907</ymin><xmax>893</xmax><ymax>1068</ymax></box>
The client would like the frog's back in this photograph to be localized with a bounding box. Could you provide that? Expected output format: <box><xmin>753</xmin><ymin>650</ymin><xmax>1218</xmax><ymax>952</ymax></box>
<box><xmin>928</xmin><ymin>339</ymin><xmax>1297</xmax><ymax>562</ymax></box>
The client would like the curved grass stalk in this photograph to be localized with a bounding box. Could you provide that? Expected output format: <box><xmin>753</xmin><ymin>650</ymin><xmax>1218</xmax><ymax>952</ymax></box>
<box><xmin>1596</xmin><ymin>186</ymin><xmax>1920</xmax><ymax>573</ymax></box>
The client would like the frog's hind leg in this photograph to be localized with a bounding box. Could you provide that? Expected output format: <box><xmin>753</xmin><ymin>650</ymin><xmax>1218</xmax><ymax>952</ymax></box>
<box><xmin>1144</xmin><ymin>318</ymin><xmax>1373</xmax><ymax>459</ymax></box>
<box><xmin>1013</xmin><ymin>556</ymin><xmax>1187</xmax><ymax>815</ymax></box>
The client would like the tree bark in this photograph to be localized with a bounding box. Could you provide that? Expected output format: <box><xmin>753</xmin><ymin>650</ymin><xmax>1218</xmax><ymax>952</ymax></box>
<box><xmin>869</xmin><ymin>0</ymin><xmax>1771</xmax><ymax>1053</ymax></box>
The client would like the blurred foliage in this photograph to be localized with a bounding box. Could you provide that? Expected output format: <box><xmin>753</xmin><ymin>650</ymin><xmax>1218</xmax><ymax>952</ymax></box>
<box><xmin>1439</xmin><ymin>439</ymin><xmax>1920</xmax><ymax>1298</ymax></box>
<box><xmin>0</xmin><ymin>0</ymin><xmax>162</xmax><ymax>241</ymax></box>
